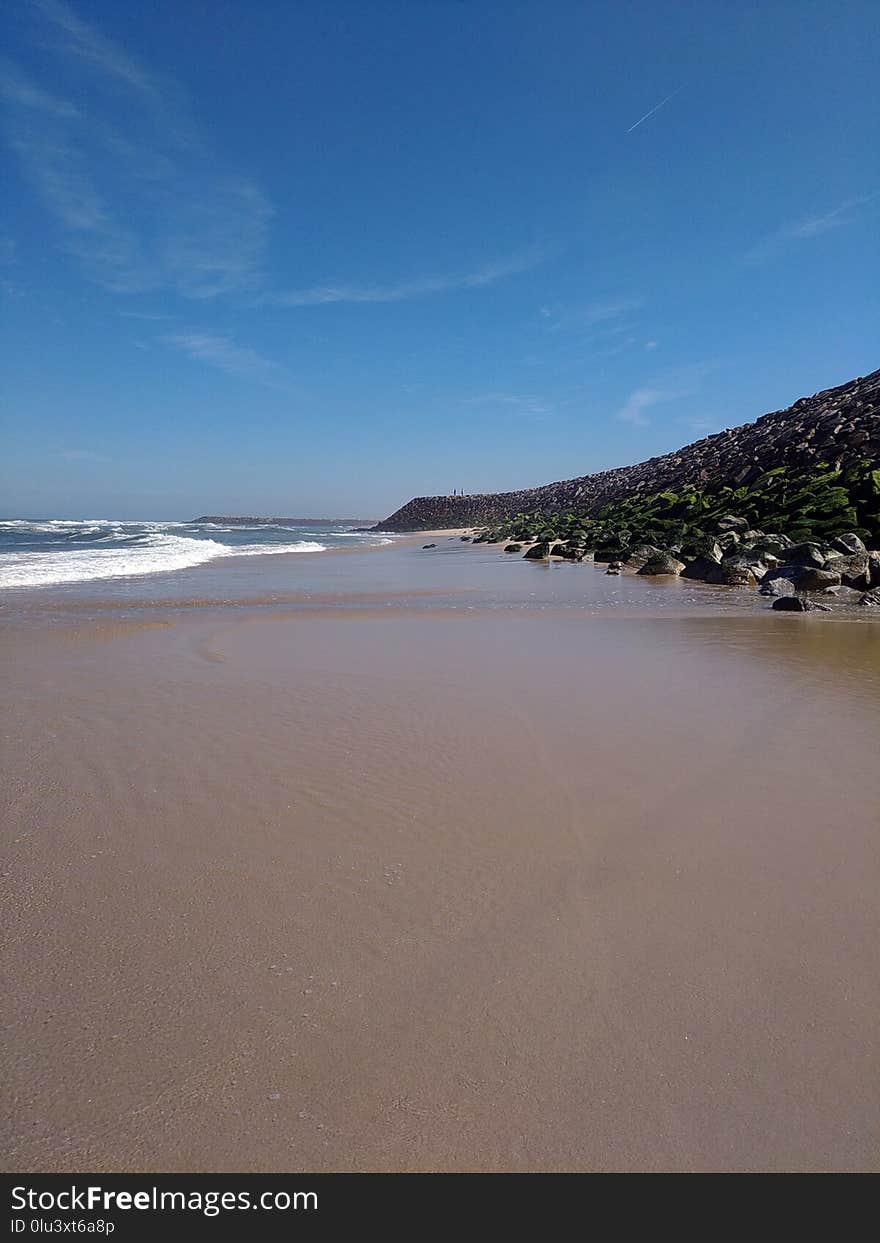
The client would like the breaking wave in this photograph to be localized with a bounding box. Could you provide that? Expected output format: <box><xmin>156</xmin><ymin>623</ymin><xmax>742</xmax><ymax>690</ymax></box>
<box><xmin>0</xmin><ymin>520</ymin><xmax>387</xmax><ymax>589</ymax></box>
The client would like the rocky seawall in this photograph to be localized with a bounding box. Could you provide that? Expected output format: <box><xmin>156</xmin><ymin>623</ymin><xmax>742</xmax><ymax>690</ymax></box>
<box><xmin>374</xmin><ymin>369</ymin><xmax>880</xmax><ymax>531</ymax></box>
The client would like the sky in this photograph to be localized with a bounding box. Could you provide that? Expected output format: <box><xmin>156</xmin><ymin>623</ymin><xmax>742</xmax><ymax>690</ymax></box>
<box><xmin>1</xmin><ymin>0</ymin><xmax>878</xmax><ymax>519</ymax></box>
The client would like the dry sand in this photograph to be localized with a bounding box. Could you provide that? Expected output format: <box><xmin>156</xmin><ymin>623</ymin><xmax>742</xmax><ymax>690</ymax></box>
<box><xmin>2</xmin><ymin>550</ymin><xmax>880</xmax><ymax>1172</ymax></box>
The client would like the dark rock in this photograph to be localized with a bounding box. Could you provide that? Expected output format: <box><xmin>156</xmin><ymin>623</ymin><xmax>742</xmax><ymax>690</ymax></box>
<box><xmin>690</xmin><ymin>540</ymin><xmax>723</xmax><ymax>563</ymax></box>
<box><xmin>832</xmin><ymin>532</ymin><xmax>867</xmax><ymax>555</ymax></box>
<box><xmin>622</xmin><ymin>543</ymin><xmax>664</xmax><ymax>569</ymax></box>
<box><xmin>681</xmin><ymin>556</ymin><xmax>726</xmax><ymax>584</ymax></box>
<box><xmin>752</xmin><ymin>534</ymin><xmax>793</xmax><ymax>559</ymax></box>
<box><xmin>550</xmin><ymin>543</ymin><xmax>585</xmax><ymax>560</ymax></box>
<box><xmin>719</xmin><ymin>561</ymin><xmax>760</xmax><ymax>586</ymax></box>
<box><xmin>857</xmin><ymin>590</ymin><xmax>880</xmax><ymax>606</ymax></box>
<box><xmin>460</xmin><ymin>535</ymin><xmax>472</xmax><ymax>541</ymax></box>
<box><xmin>824</xmin><ymin>553</ymin><xmax>870</xmax><ymax>589</ymax></box>
<box><xmin>638</xmin><ymin>553</ymin><xmax>686</xmax><ymax>576</ymax></box>
<box><xmin>760</xmin><ymin>576</ymin><xmax>796</xmax><ymax>597</ymax></box>
<box><xmin>724</xmin><ymin>550</ymin><xmax>771</xmax><ymax>577</ymax></box>
<box><xmin>772</xmin><ymin>596</ymin><xmax>831</xmax><ymax>612</ymax></box>
<box><xmin>504</xmin><ymin>543</ymin><xmax>522</xmax><ymax>553</ymax></box>
<box><xmin>794</xmin><ymin>566</ymin><xmax>842</xmax><ymax>591</ymax></box>
<box><xmin>523</xmin><ymin>543</ymin><xmax>550</xmax><ymax>559</ymax></box>
<box><xmin>605</xmin><ymin>566</ymin><xmax>622</xmax><ymax>575</ymax></box>
<box><xmin>422</xmin><ymin>543</ymin><xmax>436</xmax><ymax>549</ymax></box>
<box><xmin>786</xmin><ymin>542</ymin><xmax>827</xmax><ymax>567</ymax></box>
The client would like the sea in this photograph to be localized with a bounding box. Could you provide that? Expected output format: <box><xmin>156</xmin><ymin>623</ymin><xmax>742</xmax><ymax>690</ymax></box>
<box><xmin>0</xmin><ymin>518</ymin><xmax>391</xmax><ymax>590</ymax></box>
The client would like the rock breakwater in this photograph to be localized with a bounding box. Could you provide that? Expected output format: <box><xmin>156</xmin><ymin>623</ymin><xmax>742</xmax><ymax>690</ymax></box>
<box><xmin>375</xmin><ymin>369</ymin><xmax>880</xmax><ymax>532</ymax></box>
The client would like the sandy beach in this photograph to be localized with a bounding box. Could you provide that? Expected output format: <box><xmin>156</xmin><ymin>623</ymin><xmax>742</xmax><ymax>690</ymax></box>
<box><xmin>2</xmin><ymin>537</ymin><xmax>880</xmax><ymax>1172</ymax></box>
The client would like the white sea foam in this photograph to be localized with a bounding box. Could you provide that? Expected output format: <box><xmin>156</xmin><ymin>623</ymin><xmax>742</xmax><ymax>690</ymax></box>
<box><xmin>0</xmin><ymin>533</ymin><xmax>329</xmax><ymax>588</ymax></box>
<box><xmin>0</xmin><ymin>519</ymin><xmax>395</xmax><ymax>589</ymax></box>
<box><xmin>220</xmin><ymin>541</ymin><xmax>327</xmax><ymax>557</ymax></box>
<box><xmin>0</xmin><ymin>535</ymin><xmax>227</xmax><ymax>588</ymax></box>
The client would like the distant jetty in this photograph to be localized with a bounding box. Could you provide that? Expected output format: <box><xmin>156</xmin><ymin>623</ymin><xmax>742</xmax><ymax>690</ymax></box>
<box><xmin>192</xmin><ymin>515</ymin><xmax>377</xmax><ymax>525</ymax></box>
<box><xmin>373</xmin><ymin>368</ymin><xmax>880</xmax><ymax>531</ymax></box>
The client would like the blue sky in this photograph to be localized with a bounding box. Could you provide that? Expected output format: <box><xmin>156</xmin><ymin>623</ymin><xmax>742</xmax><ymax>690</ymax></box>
<box><xmin>1</xmin><ymin>0</ymin><xmax>878</xmax><ymax>518</ymax></box>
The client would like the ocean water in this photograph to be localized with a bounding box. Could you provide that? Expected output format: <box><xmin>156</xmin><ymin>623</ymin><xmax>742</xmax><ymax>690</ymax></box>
<box><xmin>0</xmin><ymin>518</ymin><xmax>390</xmax><ymax>589</ymax></box>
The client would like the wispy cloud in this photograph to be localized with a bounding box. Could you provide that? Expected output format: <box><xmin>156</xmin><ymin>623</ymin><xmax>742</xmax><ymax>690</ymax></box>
<box><xmin>744</xmin><ymin>192</ymin><xmax>879</xmax><ymax>264</ymax></box>
<box><xmin>462</xmin><ymin>392</ymin><xmax>555</xmax><ymax>422</ymax></box>
<box><xmin>626</xmin><ymin>86</ymin><xmax>684</xmax><ymax>134</ymax></box>
<box><xmin>582</xmin><ymin>298</ymin><xmax>643</xmax><ymax>327</ymax></box>
<box><xmin>116</xmin><ymin>310</ymin><xmax>173</xmax><ymax>321</ymax></box>
<box><xmin>30</xmin><ymin>0</ymin><xmax>196</xmax><ymax>145</ymax></box>
<box><xmin>269</xmin><ymin>246</ymin><xmax>550</xmax><ymax>307</ymax></box>
<box><xmin>3</xmin><ymin>3</ymin><xmax>269</xmax><ymax>297</ymax></box>
<box><xmin>541</xmin><ymin>297</ymin><xmax>643</xmax><ymax>342</ymax></box>
<box><xmin>55</xmin><ymin>447</ymin><xmax>110</xmax><ymax>463</ymax></box>
<box><xmin>162</xmin><ymin>332</ymin><xmax>289</xmax><ymax>388</ymax></box>
<box><xmin>616</xmin><ymin>363</ymin><xmax>711</xmax><ymax>427</ymax></box>
<box><xmin>540</xmin><ymin>297</ymin><xmax>646</xmax><ymax>366</ymax></box>
<box><xmin>6</xmin><ymin>2</ymin><xmax>549</xmax><ymax>311</ymax></box>
<box><xmin>616</xmin><ymin>387</ymin><xmax>667</xmax><ymax>426</ymax></box>
<box><xmin>0</xmin><ymin>58</ymin><xmax>81</xmax><ymax>118</ymax></box>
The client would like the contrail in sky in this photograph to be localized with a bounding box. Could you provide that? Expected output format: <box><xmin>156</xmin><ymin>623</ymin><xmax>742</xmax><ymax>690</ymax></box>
<box><xmin>626</xmin><ymin>85</ymin><xmax>685</xmax><ymax>133</ymax></box>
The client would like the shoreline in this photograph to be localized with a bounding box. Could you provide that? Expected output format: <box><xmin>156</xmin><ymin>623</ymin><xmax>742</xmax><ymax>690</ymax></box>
<box><xmin>3</xmin><ymin>517</ymin><xmax>876</xmax><ymax>626</ymax></box>
<box><xmin>2</xmin><ymin>525</ymin><xmax>878</xmax><ymax>628</ymax></box>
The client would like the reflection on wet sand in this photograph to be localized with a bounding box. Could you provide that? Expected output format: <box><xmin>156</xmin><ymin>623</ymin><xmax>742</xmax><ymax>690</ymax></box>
<box><xmin>2</xmin><ymin>546</ymin><xmax>879</xmax><ymax>1172</ymax></box>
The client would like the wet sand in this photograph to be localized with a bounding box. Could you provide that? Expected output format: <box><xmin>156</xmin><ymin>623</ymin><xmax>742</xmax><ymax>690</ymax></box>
<box><xmin>2</xmin><ymin>542</ymin><xmax>880</xmax><ymax>1171</ymax></box>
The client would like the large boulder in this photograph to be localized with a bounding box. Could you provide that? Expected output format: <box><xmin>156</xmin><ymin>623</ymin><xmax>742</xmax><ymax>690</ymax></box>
<box><xmin>551</xmin><ymin>543</ymin><xmax>585</xmax><ymax>561</ymax></box>
<box><xmin>523</xmin><ymin>543</ymin><xmax>550</xmax><ymax>559</ymax></box>
<box><xmin>698</xmin><ymin>539</ymin><xmax>724</xmax><ymax>563</ymax></box>
<box><xmin>717</xmin><ymin>531</ymin><xmax>742</xmax><ymax>553</ymax></box>
<box><xmin>752</xmin><ymin>534</ymin><xmax>793</xmax><ymax>559</ymax></box>
<box><xmin>772</xmin><ymin>596</ymin><xmax>831</xmax><ymax>612</ymax></box>
<box><xmin>823</xmin><ymin>552</ymin><xmax>870</xmax><ymax>589</ymax></box>
<box><xmin>725</xmin><ymin>550</ymin><xmax>771</xmax><ymax>576</ymax></box>
<box><xmin>681</xmin><ymin>556</ymin><xmax>725</xmax><ymax>584</ymax></box>
<box><xmin>794</xmin><ymin>566</ymin><xmax>842</xmax><ymax>591</ymax></box>
<box><xmin>858</xmin><ymin>590</ymin><xmax>880</xmax><ymax>607</ymax></box>
<box><xmin>716</xmin><ymin>515</ymin><xmax>749</xmax><ymax>531</ymax></box>
<box><xmin>504</xmin><ymin>543</ymin><xmax>522</xmax><ymax>553</ymax></box>
<box><xmin>720</xmin><ymin>558</ymin><xmax>761</xmax><ymax>586</ymax></box>
<box><xmin>786</xmin><ymin>542</ymin><xmax>827</xmax><ymax>567</ymax></box>
<box><xmin>637</xmin><ymin>553</ymin><xmax>686</xmax><ymax>576</ymax></box>
<box><xmin>622</xmin><ymin>543</ymin><xmax>664</xmax><ymax>569</ymax></box>
<box><xmin>760</xmin><ymin>575</ymin><xmax>796</xmax><ymax>597</ymax></box>
<box><xmin>832</xmin><ymin>533</ymin><xmax>867</xmax><ymax>556</ymax></box>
